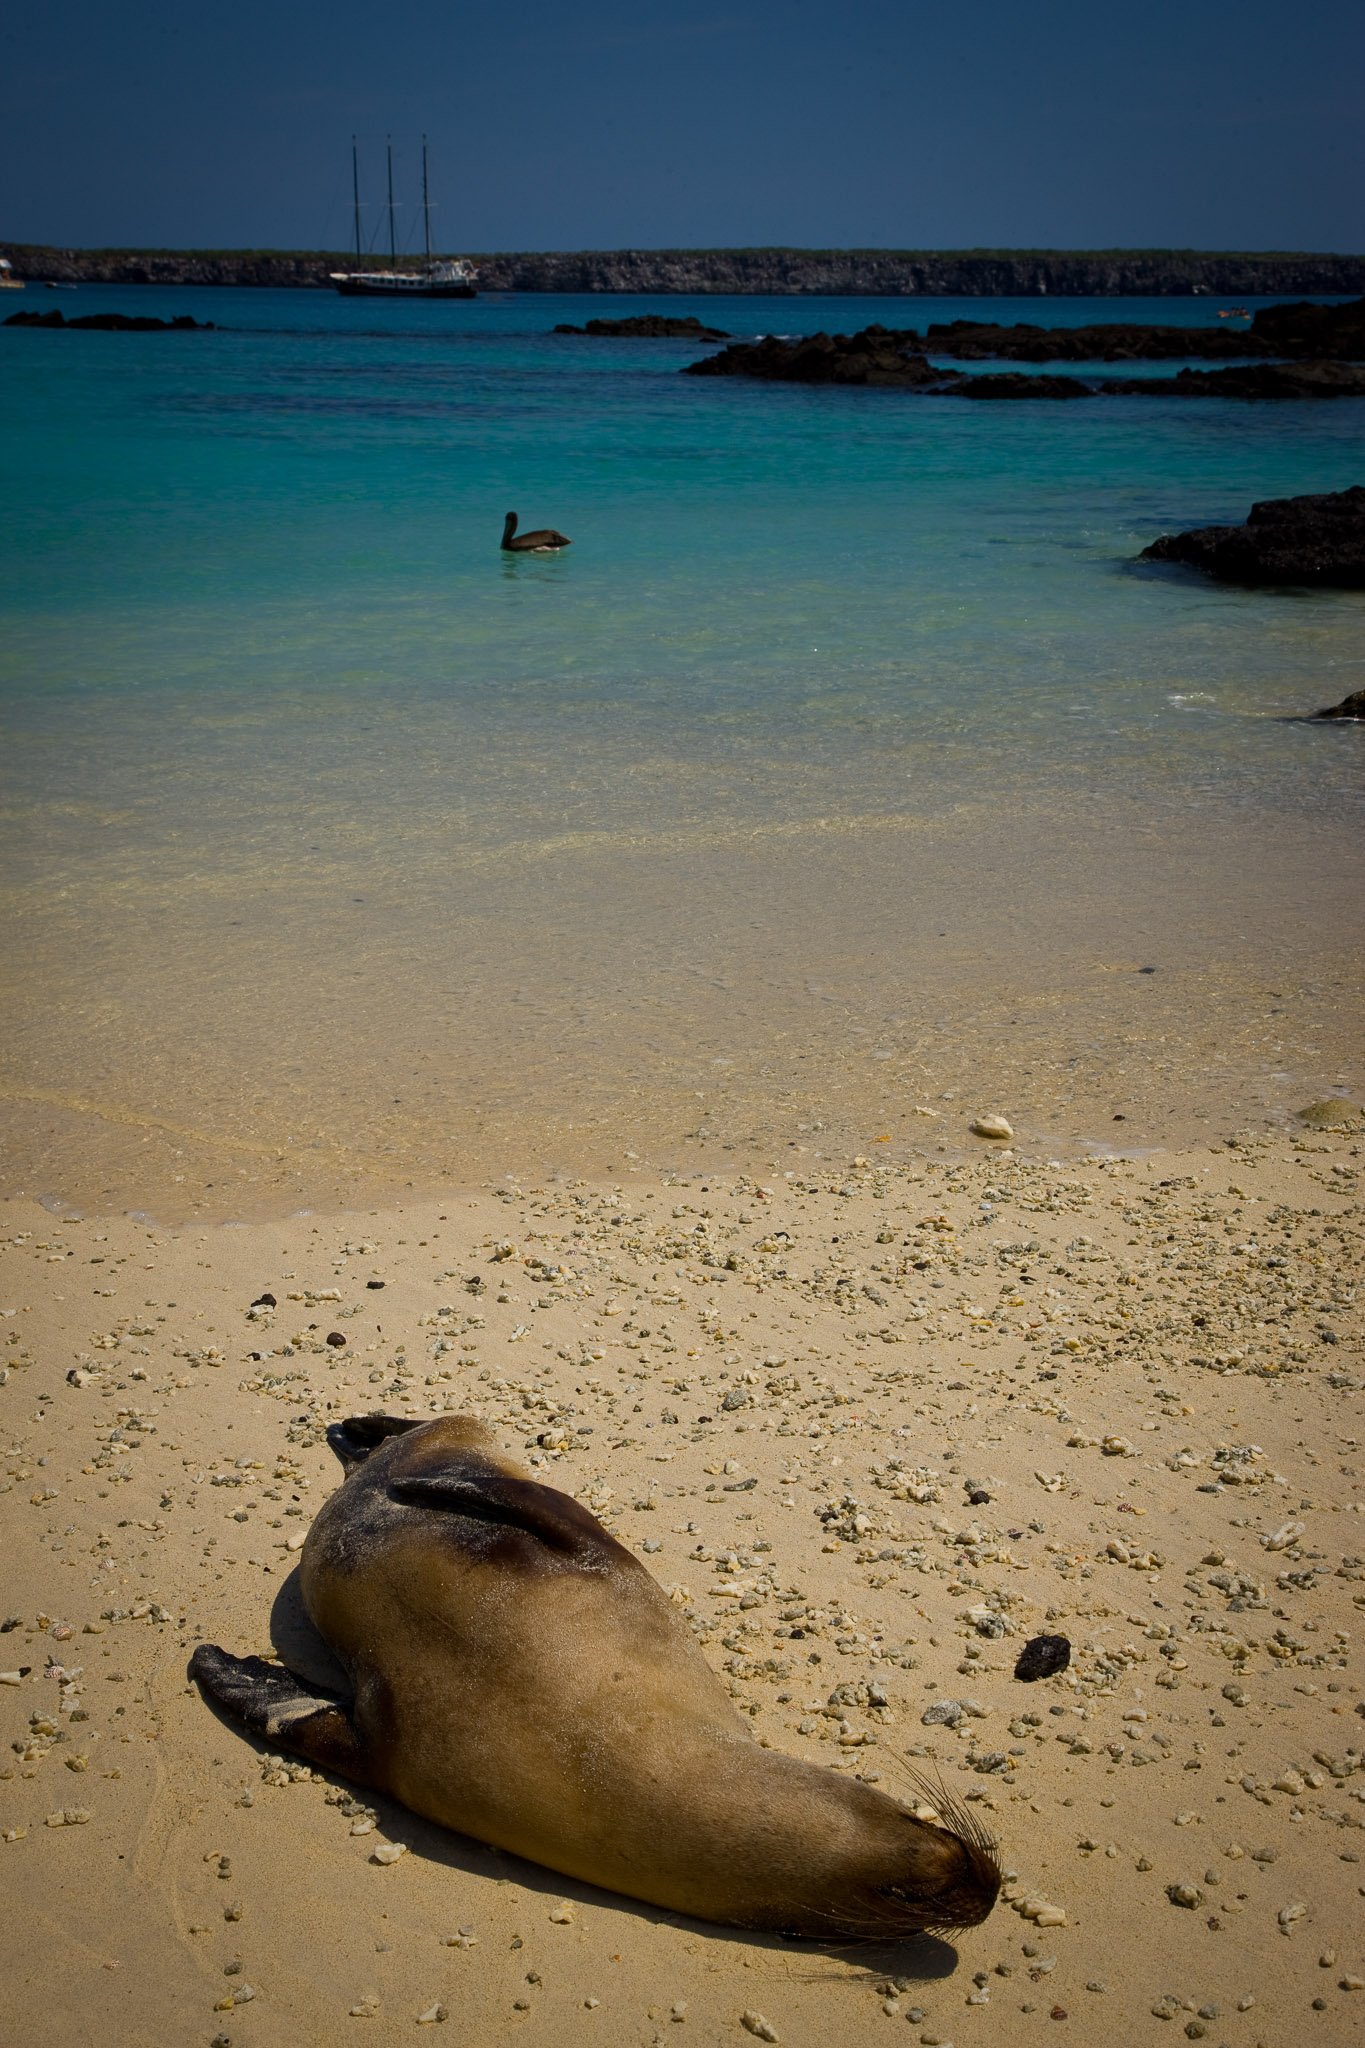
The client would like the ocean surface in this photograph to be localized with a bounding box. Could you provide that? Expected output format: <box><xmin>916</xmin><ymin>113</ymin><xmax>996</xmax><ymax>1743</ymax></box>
<box><xmin>2</xmin><ymin>286</ymin><xmax>1362</xmax><ymax>1219</ymax></box>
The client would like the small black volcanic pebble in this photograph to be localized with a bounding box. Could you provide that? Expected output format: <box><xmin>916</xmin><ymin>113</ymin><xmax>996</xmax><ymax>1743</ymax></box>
<box><xmin>325</xmin><ymin>1331</ymin><xmax>346</xmax><ymax>1347</ymax></box>
<box><xmin>366</xmin><ymin>1279</ymin><xmax>385</xmax><ymax>1290</ymax></box>
<box><xmin>251</xmin><ymin>1291</ymin><xmax>276</xmax><ymax>1308</ymax></box>
<box><xmin>968</xmin><ymin>1487</ymin><xmax>992</xmax><ymax>1505</ymax></box>
<box><xmin>1015</xmin><ymin>1633</ymin><xmax>1072</xmax><ymax>1682</ymax></box>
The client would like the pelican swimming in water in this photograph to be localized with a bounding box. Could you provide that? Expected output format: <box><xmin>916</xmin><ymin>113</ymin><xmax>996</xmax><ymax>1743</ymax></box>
<box><xmin>502</xmin><ymin>512</ymin><xmax>571</xmax><ymax>552</ymax></box>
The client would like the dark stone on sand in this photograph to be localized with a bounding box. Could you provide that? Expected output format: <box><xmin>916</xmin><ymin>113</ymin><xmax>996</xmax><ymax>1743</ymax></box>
<box><xmin>325</xmin><ymin>1331</ymin><xmax>346</xmax><ymax>1347</ymax></box>
<box><xmin>3</xmin><ymin>308</ymin><xmax>213</xmax><ymax>331</ymax></box>
<box><xmin>251</xmin><ymin>1292</ymin><xmax>277</xmax><ymax>1308</ymax></box>
<box><xmin>967</xmin><ymin>1487</ymin><xmax>993</xmax><ymax>1505</ymax></box>
<box><xmin>366</xmin><ymin>1279</ymin><xmax>385</xmax><ymax>1290</ymax></box>
<box><xmin>1015</xmin><ymin>1634</ymin><xmax>1072</xmax><ymax>1682</ymax></box>
<box><xmin>1139</xmin><ymin>485</ymin><xmax>1365</xmax><ymax>588</ymax></box>
<box><xmin>1103</xmin><ymin>359</ymin><xmax>1365</xmax><ymax>399</ymax></box>
<box><xmin>554</xmin><ymin>314</ymin><xmax>731</xmax><ymax>340</ymax></box>
<box><xmin>1310</xmin><ymin>688</ymin><xmax>1365</xmax><ymax>719</ymax></box>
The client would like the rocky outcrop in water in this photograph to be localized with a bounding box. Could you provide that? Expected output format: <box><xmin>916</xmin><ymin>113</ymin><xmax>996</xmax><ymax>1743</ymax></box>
<box><xmin>1139</xmin><ymin>486</ymin><xmax>1365</xmax><ymax>587</ymax></box>
<box><xmin>1103</xmin><ymin>361</ymin><xmax>1365</xmax><ymax>399</ymax></box>
<box><xmin>907</xmin><ymin>318</ymin><xmax>1280</xmax><ymax>362</ymax></box>
<box><xmin>683</xmin><ymin>328</ymin><xmax>948</xmax><ymax>386</ymax></box>
<box><xmin>684</xmin><ymin>327</ymin><xmax>1090</xmax><ymax>396</ymax></box>
<box><xmin>4</xmin><ymin>243</ymin><xmax>1363</xmax><ymax>298</ymax></box>
<box><xmin>1310</xmin><ymin>689</ymin><xmax>1365</xmax><ymax>719</ymax></box>
<box><xmin>552</xmin><ymin>315</ymin><xmax>730</xmax><ymax>339</ymax></box>
<box><xmin>1248</xmin><ymin>295</ymin><xmax>1365</xmax><ymax>359</ymax></box>
<box><xmin>3</xmin><ymin>308</ymin><xmax>212</xmax><ymax>331</ymax></box>
<box><xmin>915</xmin><ymin>296</ymin><xmax>1365</xmax><ymax>363</ymax></box>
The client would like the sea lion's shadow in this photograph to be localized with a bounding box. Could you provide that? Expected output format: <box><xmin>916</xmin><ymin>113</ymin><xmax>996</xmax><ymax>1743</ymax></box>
<box><xmin>264</xmin><ymin>1573</ymin><xmax>961</xmax><ymax>1979</ymax></box>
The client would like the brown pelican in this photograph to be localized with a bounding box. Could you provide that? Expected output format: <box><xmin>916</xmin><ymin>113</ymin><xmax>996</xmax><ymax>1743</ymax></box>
<box><xmin>502</xmin><ymin>512</ymin><xmax>571</xmax><ymax>552</ymax></box>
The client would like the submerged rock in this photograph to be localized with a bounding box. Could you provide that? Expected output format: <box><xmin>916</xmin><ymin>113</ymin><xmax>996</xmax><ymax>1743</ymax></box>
<box><xmin>3</xmin><ymin>308</ymin><xmax>213</xmax><ymax>331</ymax></box>
<box><xmin>554</xmin><ymin>314</ymin><xmax>730</xmax><ymax>339</ymax></box>
<box><xmin>1138</xmin><ymin>485</ymin><xmax>1365</xmax><ymax>587</ymax></box>
<box><xmin>955</xmin><ymin>372</ymin><xmax>1089</xmax><ymax>399</ymax></box>
<box><xmin>1104</xmin><ymin>360</ymin><xmax>1365</xmax><ymax>399</ymax></box>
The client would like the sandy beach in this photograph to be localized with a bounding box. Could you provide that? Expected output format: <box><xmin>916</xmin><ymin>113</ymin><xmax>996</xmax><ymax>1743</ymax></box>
<box><xmin>3</xmin><ymin>1125</ymin><xmax>1362</xmax><ymax>2046</ymax></box>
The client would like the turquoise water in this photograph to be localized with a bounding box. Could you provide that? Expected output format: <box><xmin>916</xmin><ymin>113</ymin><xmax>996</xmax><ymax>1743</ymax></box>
<box><xmin>2</xmin><ymin>287</ymin><xmax>1362</xmax><ymax>1215</ymax></box>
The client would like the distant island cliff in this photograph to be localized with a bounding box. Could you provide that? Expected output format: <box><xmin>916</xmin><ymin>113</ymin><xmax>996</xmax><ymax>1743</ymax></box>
<box><xmin>3</xmin><ymin>244</ymin><xmax>1364</xmax><ymax>297</ymax></box>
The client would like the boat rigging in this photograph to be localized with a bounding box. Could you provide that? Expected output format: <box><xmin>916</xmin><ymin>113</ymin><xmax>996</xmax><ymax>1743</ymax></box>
<box><xmin>330</xmin><ymin>136</ymin><xmax>478</xmax><ymax>299</ymax></box>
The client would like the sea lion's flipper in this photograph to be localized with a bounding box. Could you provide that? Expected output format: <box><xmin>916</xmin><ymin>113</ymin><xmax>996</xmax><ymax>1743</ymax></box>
<box><xmin>327</xmin><ymin>1413</ymin><xmax>423</xmax><ymax>1471</ymax></box>
<box><xmin>389</xmin><ymin>1471</ymin><xmax>605</xmax><ymax>1558</ymax></box>
<box><xmin>189</xmin><ymin>1643</ymin><xmax>374</xmax><ymax>1782</ymax></box>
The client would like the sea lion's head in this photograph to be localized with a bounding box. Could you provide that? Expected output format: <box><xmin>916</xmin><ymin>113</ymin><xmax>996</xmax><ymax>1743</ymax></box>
<box><xmin>811</xmin><ymin>1784</ymin><xmax>1002</xmax><ymax>1942</ymax></box>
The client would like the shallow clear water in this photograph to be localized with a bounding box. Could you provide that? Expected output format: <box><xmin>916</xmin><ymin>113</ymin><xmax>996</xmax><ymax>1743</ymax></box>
<box><xmin>2</xmin><ymin>288</ymin><xmax>1362</xmax><ymax>1217</ymax></box>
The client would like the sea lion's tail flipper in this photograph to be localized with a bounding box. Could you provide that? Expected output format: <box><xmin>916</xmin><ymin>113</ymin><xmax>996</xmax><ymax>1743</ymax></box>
<box><xmin>189</xmin><ymin>1643</ymin><xmax>374</xmax><ymax>1782</ymax></box>
<box><xmin>327</xmin><ymin>1413</ymin><xmax>423</xmax><ymax>1471</ymax></box>
<box><xmin>389</xmin><ymin>1471</ymin><xmax>605</xmax><ymax>1558</ymax></box>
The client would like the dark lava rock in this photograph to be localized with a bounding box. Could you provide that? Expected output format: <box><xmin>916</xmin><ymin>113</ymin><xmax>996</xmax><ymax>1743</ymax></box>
<box><xmin>1103</xmin><ymin>360</ymin><xmax>1365</xmax><ymax>400</ymax></box>
<box><xmin>1015</xmin><ymin>1634</ymin><xmax>1072</xmax><ymax>1682</ymax></box>
<box><xmin>915</xmin><ymin>316</ymin><xmax>1278</xmax><ymax>363</ymax></box>
<box><xmin>1139</xmin><ymin>485</ymin><xmax>1365</xmax><ymax>588</ymax></box>
<box><xmin>967</xmin><ymin>1487</ymin><xmax>993</xmax><ymax>1505</ymax></box>
<box><xmin>1311</xmin><ymin>688</ymin><xmax>1365</xmax><ymax>719</ymax></box>
<box><xmin>683</xmin><ymin>325</ymin><xmax>1092</xmax><ymax>396</ymax></box>
<box><xmin>1249</xmin><ymin>294</ymin><xmax>1365</xmax><ymax>361</ymax></box>
<box><xmin>684</xmin><ymin>326</ymin><xmax>951</xmax><ymax>387</ymax></box>
<box><xmin>4</xmin><ymin>308</ymin><xmax>213</xmax><ymax>331</ymax></box>
<box><xmin>911</xmin><ymin>298</ymin><xmax>1363</xmax><ymax>364</ymax></box>
<box><xmin>325</xmin><ymin>1331</ymin><xmax>346</xmax><ymax>1347</ymax></box>
<box><xmin>955</xmin><ymin>371</ymin><xmax>1089</xmax><ymax>400</ymax></box>
<box><xmin>365</xmin><ymin>1279</ymin><xmax>385</xmax><ymax>1290</ymax></box>
<box><xmin>250</xmin><ymin>1292</ymin><xmax>277</xmax><ymax>1308</ymax></box>
<box><xmin>554</xmin><ymin>314</ymin><xmax>730</xmax><ymax>340</ymax></box>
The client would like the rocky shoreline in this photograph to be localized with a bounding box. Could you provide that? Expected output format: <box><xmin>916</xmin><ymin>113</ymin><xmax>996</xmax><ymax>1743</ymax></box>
<box><xmin>3</xmin><ymin>243</ymin><xmax>1364</xmax><ymax>297</ymax></box>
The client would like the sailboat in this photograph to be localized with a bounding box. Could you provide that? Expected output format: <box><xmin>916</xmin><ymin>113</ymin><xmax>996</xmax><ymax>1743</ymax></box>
<box><xmin>330</xmin><ymin>136</ymin><xmax>478</xmax><ymax>299</ymax></box>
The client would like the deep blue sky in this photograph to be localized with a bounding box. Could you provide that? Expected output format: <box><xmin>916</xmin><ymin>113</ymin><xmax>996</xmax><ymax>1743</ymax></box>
<box><xmin>3</xmin><ymin>0</ymin><xmax>1362</xmax><ymax>253</ymax></box>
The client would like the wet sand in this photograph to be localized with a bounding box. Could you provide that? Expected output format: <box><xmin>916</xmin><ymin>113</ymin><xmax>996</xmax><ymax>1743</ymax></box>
<box><xmin>4</xmin><ymin>787</ymin><xmax>1363</xmax><ymax>1229</ymax></box>
<box><xmin>2</xmin><ymin>1131</ymin><xmax>1362</xmax><ymax>2045</ymax></box>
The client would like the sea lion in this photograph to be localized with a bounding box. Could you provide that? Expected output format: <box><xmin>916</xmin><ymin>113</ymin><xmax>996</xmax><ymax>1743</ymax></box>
<box><xmin>190</xmin><ymin>1415</ymin><xmax>1000</xmax><ymax>1938</ymax></box>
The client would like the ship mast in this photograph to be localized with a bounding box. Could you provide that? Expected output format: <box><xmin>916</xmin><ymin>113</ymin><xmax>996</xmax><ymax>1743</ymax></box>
<box><xmin>351</xmin><ymin>136</ymin><xmax>362</xmax><ymax>259</ymax></box>
<box><xmin>386</xmin><ymin>137</ymin><xmax>396</xmax><ymax>268</ymax></box>
<box><xmin>422</xmin><ymin>135</ymin><xmax>432</xmax><ymax>267</ymax></box>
